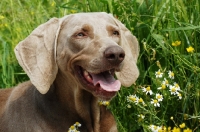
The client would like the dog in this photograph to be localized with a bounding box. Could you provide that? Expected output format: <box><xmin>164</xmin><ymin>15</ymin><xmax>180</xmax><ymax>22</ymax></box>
<box><xmin>0</xmin><ymin>12</ymin><xmax>139</xmax><ymax>132</ymax></box>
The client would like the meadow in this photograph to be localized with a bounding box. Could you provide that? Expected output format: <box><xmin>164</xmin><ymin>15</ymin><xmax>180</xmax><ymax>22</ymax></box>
<box><xmin>0</xmin><ymin>0</ymin><xmax>200</xmax><ymax>131</ymax></box>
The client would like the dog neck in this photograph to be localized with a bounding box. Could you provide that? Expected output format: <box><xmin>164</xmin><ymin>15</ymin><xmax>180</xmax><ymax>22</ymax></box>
<box><xmin>47</xmin><ymin>71</ymin><xmax>101</xmax><ymax>132</ymax></box>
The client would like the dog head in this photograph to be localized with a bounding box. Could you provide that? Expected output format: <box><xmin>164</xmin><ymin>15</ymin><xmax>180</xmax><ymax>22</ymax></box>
<box><xmin>15</xmin><ymin>12</ymin><xmax>139</xmax><ymax>100</ymax></box>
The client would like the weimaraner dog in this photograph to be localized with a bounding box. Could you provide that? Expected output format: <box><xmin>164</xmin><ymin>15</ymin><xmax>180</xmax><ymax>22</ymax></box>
<box><xmin>0</xmin><ymin>12</ymin><xmax>139</xmax><ymax>132</ymax></box>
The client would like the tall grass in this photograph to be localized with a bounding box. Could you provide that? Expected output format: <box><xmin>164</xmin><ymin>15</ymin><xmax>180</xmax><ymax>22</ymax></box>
<box><xmin>0</xmin><ymin>0</ymin><xmax>200</xmax><ymax>131</ymax></box>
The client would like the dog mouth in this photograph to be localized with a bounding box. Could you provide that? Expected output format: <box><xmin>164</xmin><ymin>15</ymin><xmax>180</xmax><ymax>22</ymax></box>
<box><xmin>76</xmin><ymin>66</ymin><xmax>121</xmax><ymax>100</ymax></box>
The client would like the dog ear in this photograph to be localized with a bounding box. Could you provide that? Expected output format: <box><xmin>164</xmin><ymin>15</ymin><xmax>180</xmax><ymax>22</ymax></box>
<box><xmin>14</xmin><ymin>17</ymin><xmax>64</xmax><ymax>94</ymax></box>
<box><xmin>110</xmin><ymin>15</ymin><xmax>140</xmax><ymax>87</ymax></box>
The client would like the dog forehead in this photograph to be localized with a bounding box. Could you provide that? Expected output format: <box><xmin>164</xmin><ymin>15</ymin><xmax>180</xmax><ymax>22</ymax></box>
<box><xmin>65</xmin><ymin>12</ymin><xmax>116</xmax><ymax>29</ymax></box>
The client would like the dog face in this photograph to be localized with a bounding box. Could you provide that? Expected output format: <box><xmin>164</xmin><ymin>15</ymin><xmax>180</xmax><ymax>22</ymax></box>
<box><xmin>14</xmin><ymin>12</ymin><xmax>139</xmax><ymax>100</ymax></box>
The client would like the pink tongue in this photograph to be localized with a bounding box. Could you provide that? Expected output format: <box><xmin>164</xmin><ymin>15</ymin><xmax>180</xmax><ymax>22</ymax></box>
<box><xmin>90</xmin><ymin>71</ymin><xmax>121</xmax><ymax>92</ymax></box>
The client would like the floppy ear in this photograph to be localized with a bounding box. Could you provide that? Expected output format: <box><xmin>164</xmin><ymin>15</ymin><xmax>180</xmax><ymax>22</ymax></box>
<box><xmin>110</xmin><ymin>15</ymin><xmax>140</xmax><ymax>87</ymax></box>
<box><xmin>14</xmin><ymin>18</ymin><xmax>63</xmax><ymax>94</ymax></box>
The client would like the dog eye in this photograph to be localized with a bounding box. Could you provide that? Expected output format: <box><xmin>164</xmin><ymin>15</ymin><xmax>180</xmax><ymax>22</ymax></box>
<box><xmin>76</xmin><ymin>32</ymin><xmax>86</xmax><ymax>37</ymax></box>
<box><xmin>113</xmin><ymin>31</ymin><xmax>119</xmax><ymax>36</ymax></box>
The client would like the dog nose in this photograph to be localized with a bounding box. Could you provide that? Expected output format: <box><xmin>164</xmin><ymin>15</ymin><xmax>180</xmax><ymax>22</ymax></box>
<box><xmin>104</xmin><ymin>46</ymin><xmax>125</xmax><ymax>65</ymax></box>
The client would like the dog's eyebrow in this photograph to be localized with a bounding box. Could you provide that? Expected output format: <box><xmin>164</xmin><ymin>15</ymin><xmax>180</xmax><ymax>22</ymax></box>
<box><xmin>81</xmin><ymin>24</ymin><xmax>93</xmax><ymax>32</ymax></box>
<box><xmin>106</xmin><ymin>25</ymin><xmax>120</xmax><ymax>35</ymax></box>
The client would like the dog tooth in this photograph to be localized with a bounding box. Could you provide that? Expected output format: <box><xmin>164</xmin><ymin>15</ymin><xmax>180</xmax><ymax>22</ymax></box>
<box><xmin>83</xmin><ymin>70</ymin><xmax>89</xmax><ymax>76</ymax></box>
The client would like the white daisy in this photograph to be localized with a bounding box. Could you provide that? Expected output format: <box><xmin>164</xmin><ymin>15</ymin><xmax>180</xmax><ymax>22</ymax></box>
<box><xmin>151</xmin><ymin>99</ymin><xmax>160</xmax><ymax>107</ymax></box>
<box><xmin>157</xmin><ymin>84</ymin><xmax>166</xmax><ymax>90</ymax></box>
<box><xmin>177</xmin><ymin>93</ymin><xmax>182</xmax><ymax>100</ymax></box>
<box><xmin>155</xmin><ymin>69</ymin><xmax>163</xmax><ymax>78</ymax></box>
<box><xmin>149</xmin><ymin>125</ymin><xmax>161</xmax><ymax>132</ymax></box>
<box><xmin>142</xmin><ymin>86</ymin><xmax>153</xmax><ymax>95</ymax></box>
<box><xmin>138</xmin><ymin>114</ymin><xmax>145</xmax><ymax>119</ymax></box>
<box><xmin>127</xmin><ymin>94</ymin><xmax>139</xmax><ymax>104</ymax></box>
<box><xmin>169</xmin><ymin>85</ymin><xmax>178</xmax><ymax>95</ymax></box>
<box><xmin>168</xmin><ymin>71</ymin><xmax>175</xmax><ymax>79</ymax></box>
<box><xmin>162</xmin><ymin>78</ymin><xmax>170</xmax><ymax>87</ymax></box>
<box><xmin>156</xmin><ymin>93</ymin><xmax>163</xmax><ymax>102</ymax></box>
<box><xmin>174</xmin><ymin>82</ymin><xmax>180</xmax><ymax>91</ymax></box>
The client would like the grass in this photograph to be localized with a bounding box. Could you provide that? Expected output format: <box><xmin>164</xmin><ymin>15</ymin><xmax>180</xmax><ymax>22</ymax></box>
<box><xmin>0</xmin><ymin>0</ymin><xmax>200</xmax><ymax>131</ymax></box>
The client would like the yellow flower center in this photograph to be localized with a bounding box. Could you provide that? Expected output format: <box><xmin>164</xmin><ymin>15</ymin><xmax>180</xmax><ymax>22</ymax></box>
<box><xmin>130</xmin><ymin>97</ymin><xmax>136</xmax><ymax>102</ymax></box>
<box><xmin>138</xmin><ymin>98</ymin><xmax>143</xmax><ymax>103</ymax></box>
<box><xmin>75</xmin><ymin>122</ymin><xmax>80</xmax><ymax>126</ymax></box>
<box><xmin>171</xmin><ymin>87</ymin><xmax>176</xmax><ymax>92</ymax></box>
<box><xmin>162</xmin><ymin>84</ymin><xmax>166</xmax><ymax>89</ymax></box>
<box><xmin>170</xmin><ymin>72</ymin><xmax>174</xmax><ymax>77</ymax></box>
<box><xmin>146</xmin><ymin>86</ymin><xmax>151</xmax><ymax>91</ymax></box>
<box><xmin>157</xmin><ymin>71</ymin><xmax>161</xmax><ymax>75</ymax></box>
<box><xmin>157</xmin><ymin>95</ymin><xmax>162</xmax><ymax>99</ymax></box>
<box><xmin>153</xmin><ymin>100</ymin><xmax>158</xmax><ymax>103</ymax></box>
<box><xmin>70</xmin><ymin>126</ymin><xmax>75</xmax><ymax>130</ymax></box>
<box><xmin>104</xmin><ymin>101</ymin><xmax>110</xmax><ymax>106</ymax></box>
<box><xmin>175</xmin><ymin>83</ymin><xmax>179</xmax><ymax>87</ymax></box>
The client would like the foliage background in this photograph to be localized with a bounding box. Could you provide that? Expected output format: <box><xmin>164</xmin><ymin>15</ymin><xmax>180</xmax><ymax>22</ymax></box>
<box><xmin>0</xmin><ymin>0</ymin><xmax>200</xmax><ymax>131</ymax></box>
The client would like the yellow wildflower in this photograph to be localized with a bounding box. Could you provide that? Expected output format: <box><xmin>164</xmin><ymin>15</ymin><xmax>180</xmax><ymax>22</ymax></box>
<box><xmin>172</xmin><ymin>41</ymin><xmax>181</xmax><ymax>46</ymax></box>
<box><xmin>31</xmin><ymin>11</ymin><xmax>34</xmax><ymax>15</ymax></box>
<box><xmin>172</xmin><ymin>127</ymin><xmax>181</xmax><ymax>132</ymax></box>
<box><xmin>184</xmin><ymin>114</ymin><xmax>188</xmax><ymax>120</ymax></box>
<box><xmin>4</xmin><ymin>23</ymin><xmax>8</xmax><ymax>27</ymax></box>
<box><xmin>179</xmin><ymin>123</ymin><xmax>186</xmax><ymax>128</ymax></box>
<box><xmin>0</xmin><ymin>15</ymin><xmax>5</xmax><ymax>20</ymax></box>
<box><xmin>183</xmin><ymin>128</ymin><xmax>192</xmax><ymax>132</ymax></box>
<box><xmin>70</xmin><ymin>10</ymin><xmax>77</xmax><ymax>14</ymax></box>
<box><xmin>186</xmin><ymin>46</ymin><xmax>194</xmax><ymax>53</ymax></box>
<box><xmin>51</xmin><ymin>1</ymin><xmax>56</xmax><ymax>6</ymax></box>
<box><xmin>168</xmin><ymin>126</ymin><xmax>172</xmax><ymax>131</ymax></box>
